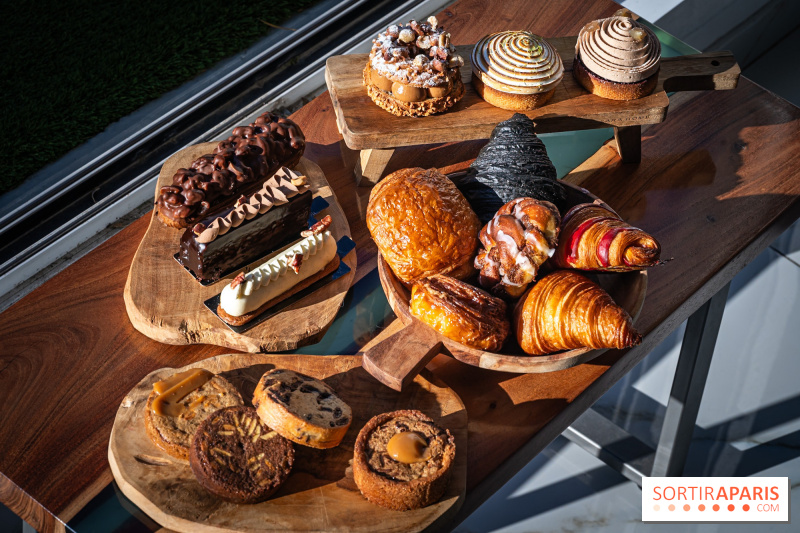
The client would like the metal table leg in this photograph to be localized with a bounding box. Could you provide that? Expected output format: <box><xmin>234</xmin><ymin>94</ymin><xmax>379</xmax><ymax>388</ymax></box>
<box><xmin>564</xmin><ymin>281</ymin><xmax>731</xmax><ymax>482</ymax></box>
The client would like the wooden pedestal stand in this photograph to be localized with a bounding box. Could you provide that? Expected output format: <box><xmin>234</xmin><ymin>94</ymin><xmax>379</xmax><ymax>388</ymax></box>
<box><xmin>325</xmin><ymin>38</ymin><xmax>740</xmax><ymax>185</ymax></box>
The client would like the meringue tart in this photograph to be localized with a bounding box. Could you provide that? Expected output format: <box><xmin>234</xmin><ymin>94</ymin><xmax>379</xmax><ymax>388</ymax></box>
<box><xmin>471</xmin><ymin>30</ymin><xmax>564</xmax><ymax>110</ymax></box>
<box><xmin>573</xmin><ymin>12</ymin><xmax>661</xmax><ymax>100</ymax></box>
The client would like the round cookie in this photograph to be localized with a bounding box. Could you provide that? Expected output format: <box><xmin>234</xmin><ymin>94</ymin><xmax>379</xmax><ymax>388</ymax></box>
<box><xmin>189</xmin><ymin>406</ymin><xmax>294</xmax><ymax>504</ymax></box>
<box><xmin>353</xmin><ymin>410</ymin><xmax>455</xmax><ymax>511</ymax></box>
<box><xmin>253</xmin><ymin>369</ymin><xmax>352</xmax><ymax>449</ymax></box>
<box><xmin>144</xmin><ymin>372</ymin><xmax>244</xmax><ymax>460</ymax></box>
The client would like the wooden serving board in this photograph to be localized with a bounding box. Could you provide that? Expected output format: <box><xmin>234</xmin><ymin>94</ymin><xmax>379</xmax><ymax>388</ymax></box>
<box><xmin>124</xmin><ymin>143</ymin><xmax>356</xmax><ymax>353</ymax></box>
<box><xmin>108</xmin><ymin>353</ymin><xmax>467</xmax><ymax>533</ymax></box>
<box><xmin>326</xmin><ymin>40</ymin><xmax>739</xmax><ymax>150</ymax></box>
<box><xmin>363</xmin><ymin>182</ymin><xmax>647</xmax><ymax>390</ymax></box>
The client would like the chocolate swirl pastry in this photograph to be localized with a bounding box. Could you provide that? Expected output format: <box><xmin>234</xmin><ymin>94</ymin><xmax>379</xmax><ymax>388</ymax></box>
<box><xmin>157</xmin><ymin>111</ymin><xmax>305</xmax><ymax>228</ymax></box>
<box><xmin>452</xmin><ymin>113</ymin><xmax>566</xmax><ymax>223</ymax></box>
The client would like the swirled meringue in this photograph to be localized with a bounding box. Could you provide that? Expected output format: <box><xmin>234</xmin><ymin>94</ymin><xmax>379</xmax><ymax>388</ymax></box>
<box><xmin>576</xmin><ymin>16</ymin><xmax>660</xmax><ymax>83</ymax></box>
<box><xmin>471</xmin><ymin>31</ymin><xmax>563</xmax><ymax>94</ymax></box>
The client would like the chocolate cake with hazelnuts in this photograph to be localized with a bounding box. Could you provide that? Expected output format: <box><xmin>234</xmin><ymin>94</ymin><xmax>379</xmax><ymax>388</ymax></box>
<box><xmin>364</xmin><ymin>16</ymin><xmax>465</xmax><ymax>117</ymax></box>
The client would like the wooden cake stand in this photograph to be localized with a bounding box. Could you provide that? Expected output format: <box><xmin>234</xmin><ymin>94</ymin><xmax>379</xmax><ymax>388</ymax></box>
<box><xmin>109</xmin><ymin>353</ymin><xmax>467</xmax><ymax>533</ymax></box>
<box><xmin>124</xmin><ymin>143</ymin><xmax>356</xmax><ymax>353</ymax></box>
<box><xmin>325</xmin><ymin>38</ymin><xmax>740</xmax><ymax>184</ymax></box>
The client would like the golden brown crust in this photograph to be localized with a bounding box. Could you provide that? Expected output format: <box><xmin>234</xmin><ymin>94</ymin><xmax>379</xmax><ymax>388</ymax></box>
<box><xmin>216</xmin><ymin>255</ymin><xmax>340</xmax><ymax>326</ymax></box>
<box><xmin>253</xmin><ymin>369</ymin><xmax>352</xmax><ymax>449</ymax></box>
<box><xmin>471</xmin><ymin>73</ymin><xmax>556</xmax><ymax>110</ymax></box>
<box><xmin>157</xmin><ymin>209</ymin><xmax>187</xmax><ymax>229</ymax></box>
<box><xmin>552</xmin><ymin>203</ymin><xmax>661</xmax><ymax>271</ymax></box>
<box><xmin>364</xmin><ymin>62</ymin><xmax>465</xmax><ymax>117</ymax></box>
<box><xmin>144</xmin><ymin>375</ymin><xmax>244</xmax><ymax>460</ymax></box>
<box><xmin>513</xmin><ymin>270</ymin><xmax>641</xmax><ymax>355</ymax></box>
<box><xmin>410</xmin><ymin>275</ymin><xmax>509</xmax><ymax>351</ymax></box>
<box><xmin>367</xmin><ymin>167</ymin><xmax>480</xmax><ymax>284</ymax></box>
<box><xmin>573</xmin><ymin>55</ymin><xmax>658</xmax><ymax>101</ymax></box>
<box><xmin>353</xmin><ymin>410</ymin><xmax>455</xmax><ymax>511</ymax></box>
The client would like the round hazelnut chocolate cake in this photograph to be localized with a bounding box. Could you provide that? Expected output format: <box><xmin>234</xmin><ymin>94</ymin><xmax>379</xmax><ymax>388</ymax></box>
<box><xmin>353</xmin><ymin>409</ymin><xmax>455</xmax><ymax>511</ymax></box>
<box><xmin>364</xmin><ymin>16</ymin><xmax>465</xmax><ymax>117</ymax></box>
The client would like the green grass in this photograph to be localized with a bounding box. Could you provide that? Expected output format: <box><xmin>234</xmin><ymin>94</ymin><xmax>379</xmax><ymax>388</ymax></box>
<box><xmin>0</xmin><ymin>0</ymin><xmax>320</xmax><ymax>196</ymax></box>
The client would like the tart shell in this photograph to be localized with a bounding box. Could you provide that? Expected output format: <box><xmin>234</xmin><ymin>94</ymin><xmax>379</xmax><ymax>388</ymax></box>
<box><xmin>471</xmin><ymin>73</ymin><xmax>556</xmax><ymax>110</ymax></box>
<box><xmin>363</xmin><ymin>61</ymin><xmax>465</xmax><ymax>117</ymax></box>
<box><xmin>573</xmin><ymin>54</ymin><xmax>659</xmax><ymax>101</ymax></box>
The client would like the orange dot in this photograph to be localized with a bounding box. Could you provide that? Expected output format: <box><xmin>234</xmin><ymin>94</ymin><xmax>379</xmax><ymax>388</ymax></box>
<box><xmin>683</xmin><ymin>504</ymin><xmax>691</xmax><ymax>511</ymax></box>
<box><xmin>713</xmin><ymin>504</ymin><xmax>720</xmax><ymax>511</ymax></box>
<box><xmin>669</xmin><ymin>504</ymin><xmax>675</xmax><ymax>511</ymax></box>
<box><xmin>743</xmin><ymin>504</ymin><xmax>750</xmax><ymax>511</ymax></box>
<box><xmin>698</xmin><ymin>504</ymin><xmax>706</xmax><ymax>511</ymax></box>
<box><xmin>728</xmin><ymin>504</ymin><xmax>735</xmax><ymax>511</ymax></box>
<box><xmin>653</xmin><ymin>504</ymin><xmax>661</xmax><ymax>511</ymax></box>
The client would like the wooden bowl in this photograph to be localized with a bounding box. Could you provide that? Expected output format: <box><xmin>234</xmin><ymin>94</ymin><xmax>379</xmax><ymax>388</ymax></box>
<box><xmin>362</xmin><ymin>182</ymin><xmax>647</xmax><ymax>390</ymax></box>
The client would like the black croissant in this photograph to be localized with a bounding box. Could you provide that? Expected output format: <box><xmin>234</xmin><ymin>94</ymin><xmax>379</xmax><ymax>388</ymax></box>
<box><xmin>451</xmin><ymin>113</ymin><xmax>566</xmax><ymax>224</ymax></box>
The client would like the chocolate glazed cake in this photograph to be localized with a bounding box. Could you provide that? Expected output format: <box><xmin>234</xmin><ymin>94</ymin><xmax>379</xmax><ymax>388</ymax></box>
<box><xmin>178</xmin><ymin>168</ymin><xmax>312</xmax><ymax>282</ymax></box>
<box><xmin>451</xmin><ymin>113</ymin><xmax>566</xmax><ymax>223</ymax></box>
<box><xmin>157</xmin><ymin>112</ymin><xmax>305</xmax><ymax>228</ymax></box>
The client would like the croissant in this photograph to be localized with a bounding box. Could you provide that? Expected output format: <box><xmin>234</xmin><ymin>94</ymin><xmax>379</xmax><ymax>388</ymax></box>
<box><xmin>552</xmin><ymin>203</ymin><xmax>661</xmax><ymax>271</ymax></box>
<box><xmin>475</xmin><ymin>198</ymin><xmax>560</xmax><ymax>299</ymax></box>
<box><xmin>514</xmin><ymin>270</ymin><xmax>641</xmax><ymax>355</ymax></box>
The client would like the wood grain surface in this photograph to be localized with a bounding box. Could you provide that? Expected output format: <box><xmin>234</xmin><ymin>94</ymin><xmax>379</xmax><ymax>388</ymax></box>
<box><xmin>109</xmin><ymin>354</ymin><xmax>467</xmax><ymax>533</ymax></box>
<box><xmin>124</xmin><ymin>143</ymin><xmax>356</xmax><ymax>353</ymax></box>
<box><xmin>1</xmin><ymin>0</ymin><xmax>800</xmax><ymax>531</ymax></box>
<box><xmin>327</xmin><ymin>40</ymin><xmax>739</xmax><ymax>150</ymax></box>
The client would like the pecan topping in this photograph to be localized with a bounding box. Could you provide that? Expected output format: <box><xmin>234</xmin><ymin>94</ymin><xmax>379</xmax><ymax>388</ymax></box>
<box><xmin>301</xmin><ymin>215</ymin><xmax>332</xmax><ymax>237</ymax></box>
<box><xmin>230</xmin><ymin>272</ymin><xmax>246</xmax><ymax>289</ymax></box>
<box><xmin>290</xmin><ymin>254</ymin><xmax>303</xmax><ymax>274</ymax></box>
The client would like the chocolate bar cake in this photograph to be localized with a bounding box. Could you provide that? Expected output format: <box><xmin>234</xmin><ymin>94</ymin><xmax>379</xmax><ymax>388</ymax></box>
<box><xmin>178</xmin><ymin>167</ymin><xmax>312</xmax><ymax>282</ymax></box>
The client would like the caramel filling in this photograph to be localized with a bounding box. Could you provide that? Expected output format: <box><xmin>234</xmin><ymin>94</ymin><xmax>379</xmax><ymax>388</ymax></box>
<box><xmin>371</xmin><ymin>70</ymin><xmax>451</xmax><ymax>102</ymax></box>
<box><xmin>152</xmin><ymin>368</ymin><xmax>213</xmax><ymax>417</ymax></box>
<box><xmin>387</xmin><ymin>432</ymin><xmax>431</xmax><ymax>463</ymax></box>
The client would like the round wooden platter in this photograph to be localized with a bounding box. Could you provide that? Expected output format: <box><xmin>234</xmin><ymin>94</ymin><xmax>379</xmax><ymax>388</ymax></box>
<box><xmin>363</xmin><ymin>183</ymin><xmax>647</xmax><ymax>390</ymax></box>
<box><xmin>123</xmin><ymin>143</ymin><xmax>356</xmax><ymax>353</ymax></box>
<box><xmin>108</xmin><ymin>353</ymin><xmax>467</xmax><ymax>533</ymax></box>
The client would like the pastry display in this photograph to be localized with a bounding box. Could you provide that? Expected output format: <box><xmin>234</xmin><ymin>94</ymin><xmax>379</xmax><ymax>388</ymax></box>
<box><xmin>471</xmin><ymin>31</ymin><xmax>564</xmax><ymax>110</ymax></box>
<box><xmin>367</xmin><ymin>167</ymin><xmax>480</xmax><ymax>284</ymax></box>
<box><xmin>552</xmin><ymin>202</ymin><xmax>661</xmax><ymax>271</ymax></box>
<box><xmin>410</xmin><ymin>275</ymin><xmax>509</xmax><ymax>351</ymax></box>
<box><xmin>452</xmin><ymin>114</ymin><xmax>567</xmax><ymax>223</ymax></box>
<box><xmin>217</xmin><ymin>215</ymin><xmax>339</xmax><ymax>326</ymax></box>
<box><xmin>189</xmin><ymin>406</ymin><xmax>294</xmax><ymax>504</ymax></box>
<box><xmin>178</xmin><ymin>167</ymin><xmax>312</xmax><ymax>282</ymax></box>
<box><xmin>144</xmin><ymin>368</ymin><xmax>244</xmax><ymax>460</ymax></box>
<box><xmin>353</xmin><ymin>410</ymin><xmax>455</xmax><ymax>511</ymax></box>
<box><xmin>364</xmin><ymin>16</ymin><xmax>465</xmax><ymax>117</ymax></box>
<box><xmin>475</xmin><ymin>197</ymin><xmax>561</xmax><ymax>298</ymax></box>
<box><xmin>253</xmin><ymin>369</ymin><xmax>352</xmax><ymax>449</ymax></box>
<box><xmin>573</xmin><ymin>10</ymin><xmax>661</xmax><ymax>100</ymax></box>
<box><xmin>514</xmin><ymin>270</ymin><xmax>642</xmax><ymax>355</ymax></box>
<box><xmin>157</xmin><ymin>111</ymin><xmax>306</xmax><ymax>228</ymax></box>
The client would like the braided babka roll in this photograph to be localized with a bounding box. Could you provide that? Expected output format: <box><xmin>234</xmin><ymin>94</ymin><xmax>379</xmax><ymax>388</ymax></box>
<box><xmin>157</xmin><ymin>112</ymin><xmax>305</xmax><ymax>228</ymax></box>
<box><xmin>552</xmin><ymin>203</ymin><xmax>661</xmax><ymax>271</ymax></box>
<box><xmin>514</xmin><ymin>270</ymin><xmax>641</xmax><ymax>355</ymax></box>
<box><xmin>454</xmin><ymin>113</ymin><xmax>567</xmax><ymax>224</ymax></box>
<box><xmin>475</xmin><ymin>197</ymin><xmax>561</xmax><ymax>299</ymax></box>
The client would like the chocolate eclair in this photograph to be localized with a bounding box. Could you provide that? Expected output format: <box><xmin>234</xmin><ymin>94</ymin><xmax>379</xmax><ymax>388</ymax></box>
<box><xmin>364</xmin><ymin>16</ymin><xmax>465</xmax><ymax>117</ymax></box>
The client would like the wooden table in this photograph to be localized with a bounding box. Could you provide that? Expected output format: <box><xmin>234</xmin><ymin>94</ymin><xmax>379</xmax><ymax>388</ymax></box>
<box><xmin>2</xmin><ymin>0</ymin><xmax>800</xmax><ymax>531</ymax></box>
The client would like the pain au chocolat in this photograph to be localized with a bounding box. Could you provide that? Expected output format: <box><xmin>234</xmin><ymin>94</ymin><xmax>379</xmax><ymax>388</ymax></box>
<box><xmin>573</xmin><ymin>10</ymin><xmax>661</xmax><ymax>100</ymax></box>
<box><xmin>353</xmin><ymin>410</ymin><xmax>455</xmax><ymax>511</ymax></box>
<box><xmin>367</xmin><ymin>167</ymin><xmax>480</xmax><ymax>284</ymax></box>
<box><xmin>364</xmin><ymin>16</ymin><xmax>465</xmax><ymax>117</ymax></box>
<box><xmin>471</xmin><ymin>31</ymin><xmax>564</xmax><ymax>110</ymax></box>
<box><xmin>410</xmin><ymin>274</ymin><xmax>509</xmax><ymax>352</ymax></box>
<box><xmin>157</xmin><ymin>112</ymin><xmax>305</xmax><ymax>228</ymax></box>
